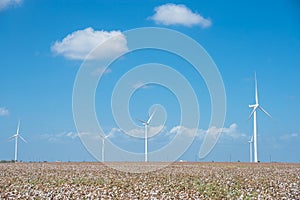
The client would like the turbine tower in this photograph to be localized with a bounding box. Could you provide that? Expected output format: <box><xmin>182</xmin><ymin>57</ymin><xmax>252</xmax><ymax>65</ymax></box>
<box><xmin>9</xmin><ymin>121</ymin><xmax>27</xmax><ymax>162</ymax></box>
<box><xmin>138</xmin><ymin>109</ymin><xmax>156</xmax><ymax>162</ymax></box>
<box><xmin>101</xmin><ymin>134</ymin><xmax>112</xmax><ymax>163</ymax></box>
<box><xmin>248</xmin><ymin>136</ymin><xmax>253</xmax><ymax>163</ymax></box>
<box><xmin>249</xmin><ymin>72</ymin><xmax>271</xmax><ymax>163</ymax></box>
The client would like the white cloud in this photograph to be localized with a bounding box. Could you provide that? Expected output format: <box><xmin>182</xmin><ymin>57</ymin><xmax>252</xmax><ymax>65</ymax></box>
<box><xmin>91</xmin><ymin>67</ymin><xmax>112</xmax><ymax>76</ymax></box>
<box><xmin>170</xmin><ymin>126</ymin><xmax>200</xmax><ymax>138</ymax></box>
<box><xmin>41</xmin><ymin>131</ymin><xmax>79</xmax><ymax>143</ymax></box>
<box><xmin>0</xmin><ymin>107</ymin><xmax>9</xmax><ymax>116</ymax></box>
<box><xmin>51</xmin><ymin>27</ymin><xmax>128</xmax><ymax>60</ymax></box>
<box><xmin>169</xmin><ymin>123</ymin><xmax>246</xmax><ymax>140</ymax></box>
<box><xmin>51</xmin><ymin>124</ymin><xmax>243</xmax><ymax>144</ymax></box>
<box><xmin>280</xmin><ymin>132</ymin><xmax>299</xmax><ymax>141</ymax></box>
<box><xmin>77</xmin><ymin>129</ymin><xmax>118</xmax><ymax>141</ymax></box>
<box><xmin>65</xmin><ymin>131</ymin><xmax>78</xmax><ymax>139</ymax></box>
<box><xmin>108</xmin><ymin>126</ymin><xmax>165</xmax><ymax>139</ymax></box>
<box><xmin>107</xmin><ymin>128</ymin><xmax>120</xmax><ymax>137</ymax></box>
<box><xmin>150</xmin><ymin>4</ymin><xmax>211</xmax><ymax>28</ymax></box>
<box><xmin>102</xmin><ymin>123</ymin><xmax>244</xmax><ymax>142</ymax></box>
<box><xmin>129</xmin><ymin>125</ymin><xmax>165</xmax><ymax>138</ymax></box>
<box><xmin>0</xmin><ymin>0</ymin><xmax>22</xmax><ymax>11</ymax></box>
<box><xmin>219</xmin><ymin>123</ymin><xmax>246</xmax><ymax>139</ymax></box>
<box><xmin>132</xmin><ymin>81</ymin><xmax>152</xmax><ymax>90</ymax></box>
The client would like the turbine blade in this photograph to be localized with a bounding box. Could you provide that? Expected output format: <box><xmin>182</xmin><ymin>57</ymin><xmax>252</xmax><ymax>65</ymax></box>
<box><xmin>255</xmin><ymin>72</ymin><xmax>259</xmax><ymax>104</ymax></box>
<box><xmin>137</xmin><ymin>118</ymin><xmax>147</xmax><ymax>125</ymax></box>
<box><xmin>8</xmin><ymin>135</ymin><xmax>17</xmax><ymax>141</ymax></box>
<box><xmin>248</xmin><ymin>110</ymin><xmax>254</xmax><ymax>120</ymax></box>
<box><xmin>248</xmin><ymin>106</ymin><xmax>258</xmax><ymax>120</ymax></box>
<box><xmin>17</xmin><ymin>120</ymin><xmax>20</xmax><ymax>135</ymax></box>
<box><xmin>258</xmin><ymin>106</ymin><xmax>272</xmax><ymax>118</ymax></box>
<box><xmin>19</xmin><ymin>135</ymin><xmax>27</xmax><ymax>143</ymax></box>
<box><xmin>147</xmin><ymin>109</ymin><xmax>157</xmax><ymax>124</ymax></box>
<box><xmin>250</xmin><ymin>135</ymin><xmax>253</xmax><ymax>142</ymax></box>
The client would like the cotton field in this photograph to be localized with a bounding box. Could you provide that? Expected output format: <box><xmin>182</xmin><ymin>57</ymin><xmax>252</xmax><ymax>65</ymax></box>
<box><xmin>0</xmin><ymin>162</ymin><xmax>299</xmax><ymax>199</ymax></box>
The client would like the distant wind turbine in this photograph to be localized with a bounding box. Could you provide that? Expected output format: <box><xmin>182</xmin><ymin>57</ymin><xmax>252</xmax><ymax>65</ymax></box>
<box><xmin>101</xmin><ymin>134</ymin><xmax>112</xmax><ymax>163</ymax></box>
<box><xmin>138</xmin><ymin>109</ymin><xmax>156</xmax><ymax>162</ymax></box>
<box><xmin>248</xmin><ymin>136</ymin><xmax>253</xmax><ymax>163</ymax></box>
<box><xmin>248</xmin><ymin>72</ymin><xmax>271</xmax><ymax>163</ymax></box>
<box><xmin>8</xmin><ymin>121</ymin><xmax>27</xmax><ymax>162</ymax></box>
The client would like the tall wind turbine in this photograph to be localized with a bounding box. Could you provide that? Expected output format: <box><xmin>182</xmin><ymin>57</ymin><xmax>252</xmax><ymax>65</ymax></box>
<box><xmin>138</xmin><ymin>109</ymin><xmax>156</xmax><ymax>162</ymax></box>
<box><xmin>9</xmin><ymin>121</ymin><xmax>27</xmax><ymax>162</ymax></box>
<box><xmin>101</xmin><ymin>134</ymin><xmax>112</xmax><ymax>163</ymax></box>
<box><xmin>248</xmin><ymin>136</ymin><xmax>253</xmax><ymax>163</ymax></box>
<box><xmin>249</xmin><ymin>72</ymin><xmax>271</xmax><ymax>163</ymax></box>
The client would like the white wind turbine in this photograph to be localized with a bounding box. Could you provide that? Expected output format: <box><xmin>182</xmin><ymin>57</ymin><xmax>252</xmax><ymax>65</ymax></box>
<box><xmin>101</xmin><ymin>133</ymin><xmax>112</xmax><ymax>163</ymax></box>
<box><xmin>248</xmin><ymin>136</ymin><xmax>253</xmax><ymax>163</ymax></box>
<box><xmin>138</xmin><ymin>109</ymin><xmax>156</xmax><ymax>162</ymax></box>
<box><xmin>9</xmin><ymin>121</ymin><xmax>27</xmax><ymax>162</ymax></box>
<box><xmin>249</xmin><ymin>72</ymin><xmax>271</xmax><ymax>163</ymax></box>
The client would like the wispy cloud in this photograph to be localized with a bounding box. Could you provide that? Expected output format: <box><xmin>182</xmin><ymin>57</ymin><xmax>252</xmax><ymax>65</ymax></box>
<box><xmin>150</xmin><ymin>4</ymin><xmax>211</xmax><ymax>28</ymax></box>
<box><xmin>287</xmin><ymin>95</ymin><xmax>296</xmax><ymax>101</ymax></box>
<box><xmin>43</xmin><ymin>124</ymin><xmax>245</xmax><ymax>144</ymax></box>
<box><xmin>0</xmin><ymin>0</ymin><xmax>22</xmax><ymax>11</ymax></box>
<box><xmin>41</xmin><ymin>131</ymin><xmax>79</xmax><ymax>143</ymax></box>
<box><xmin>132</xmin><ymin>81</ymin><xmax>152</xmax><ymax>90</ymax></box>
<box><xmin>0</xmin><ymin>107</ymin><xmax>9</xmax><ymax>116</ymax></box>
<box><xmin>280</xmin><ymin>132</ymin><xmax>299</xmax><ymax>141</ymax></box>
<box><xmin>129</xmin><ymin>125</ymin><xmax>165</xmax><ymax>138</ymax></box>
<box><xmin>107</xmin><ymin>126</ymin><xmax>165</xmax><ymax>139</ymax></box>
<box><xmin>105</xmin><ymin>123</ymin><xmax>244</xmax><ymax>142</ymax></box>
<box><xmin>169</xmin><ymin>126</ymin><xmax>199</xmax><ymax>138</ymax></box>
<box><xmin>75</xmin><ymin>129</ymin><xmax>118</xmax><ymax>144</ymax></box>
<box><xmin>51</xmin><ymin>27</ymin><xmax>128</xmax><ymax>60</ymax></box>
<box><xmin>219</xmin><ymin>123</ymin><xmax>247</xmax><ymax>139</ymax></box>
<box><xmin>91</xmin><ymin>67</ymin><xmax>112</xmax><ymax>76</ymax></box>
<box><xmin>169</xmin><ymin>123</ymin><xmax>246</xmax><ymax>140</ymax></box>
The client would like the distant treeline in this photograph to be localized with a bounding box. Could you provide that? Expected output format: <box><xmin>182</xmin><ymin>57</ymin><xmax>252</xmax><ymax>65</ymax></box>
<box><xmin>0</xmin><ymin>160</ymin><xmax>49</xmax><ymax>163</ymax></box>
<box><xmin>0</xmin><ymin>160</ymin><xmax>16</xmax><ymax>163</ymax></box>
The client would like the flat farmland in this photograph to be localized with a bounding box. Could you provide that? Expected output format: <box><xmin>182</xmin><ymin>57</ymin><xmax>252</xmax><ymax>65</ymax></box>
<box><xmin>0</xmin><ymin>162</ymin><xmax>299</xmax><ymax>199</ymax></box>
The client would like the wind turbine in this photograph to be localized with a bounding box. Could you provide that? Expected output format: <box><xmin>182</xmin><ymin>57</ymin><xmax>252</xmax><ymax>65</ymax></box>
<box><xmin>248</xmin><ymin>136</ymin><xmax>253</xmax><ymax>163</ymax></box>
<box><xmin>138</xmin><ymin>109</ymin><xmax>156</xmax><ymax>162</ymax></box>
<box><xmin>101</xmin><ymin>134</ymin><xmax>112</xmax><ymax>163</ymax></box>
<box><xmin>249</xmin><ymin>72</ymin><xmax>271</xmax><ymax>163</ymax></box>
<box><xmin>8</xmin><ymin>121</ymin><xmax>27</xmax><ymax>162</ymax></box>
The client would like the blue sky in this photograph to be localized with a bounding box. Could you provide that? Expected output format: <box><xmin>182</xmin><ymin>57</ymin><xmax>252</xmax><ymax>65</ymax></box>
<box><xmin>0</xmin><ymin>0</ymin><xmax>300</xmax><ymax>162</ymax></box>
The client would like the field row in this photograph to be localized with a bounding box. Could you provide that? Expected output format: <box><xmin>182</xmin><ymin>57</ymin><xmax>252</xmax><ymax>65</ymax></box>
<box><xmin>0</xmin><ymin>162</ymin><xmax>299</xmax><ymax>199</ymax></box>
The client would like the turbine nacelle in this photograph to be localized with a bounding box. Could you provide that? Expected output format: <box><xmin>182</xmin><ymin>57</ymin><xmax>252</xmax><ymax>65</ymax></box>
<box><xmin>248</xmin><ymin>136</ymin><xmax>253</xmax><ymax>143</ymax></box>
<box><xmin>138</xmin><ymin>119</ymin><xmax>148</xmax><ymax>126</ymax></box>
<box><xmin>137</xmin><ymin>108</ymin><xmax>157</xmax><ymax>126</ymax></box>
<box><xmin>248</xmin><ymin>104</ymin><xmax>271</xmax><ymax>119</ymax></box>
<box><xmin>249</xmin><ymin>104</ymin><xmax>258</xmax><ymax>108</ymax></box>
<box><xmin>103</xmin><ymin>133</ymin><xmax>113</xmax><ymax>139</ymax></box>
